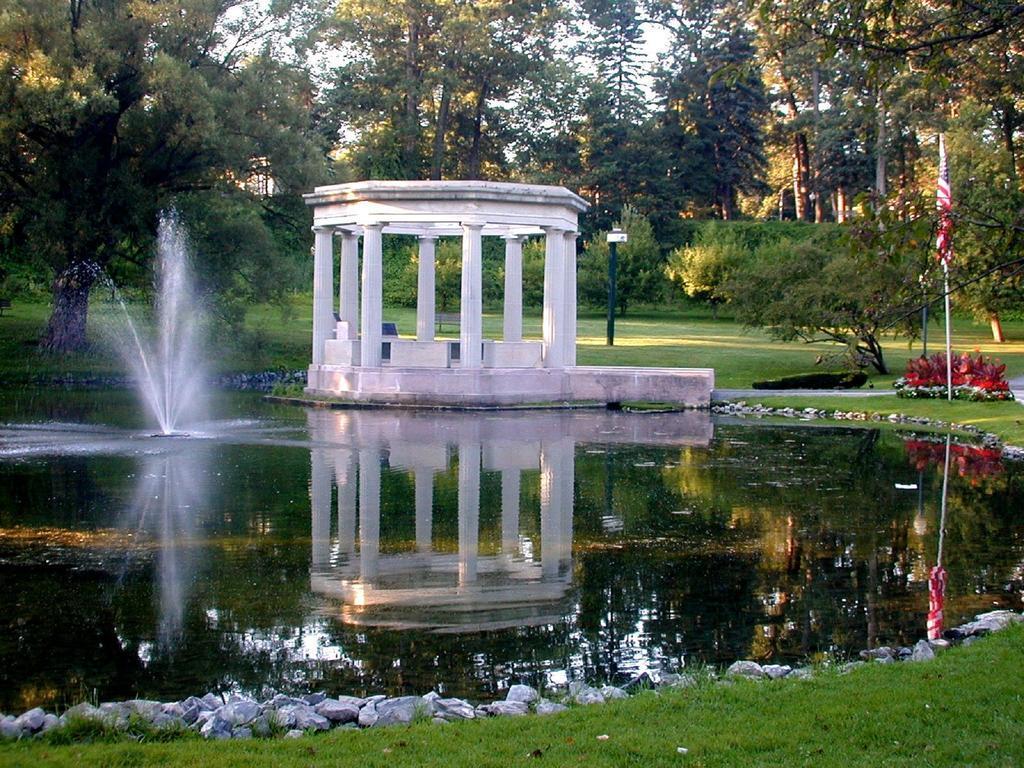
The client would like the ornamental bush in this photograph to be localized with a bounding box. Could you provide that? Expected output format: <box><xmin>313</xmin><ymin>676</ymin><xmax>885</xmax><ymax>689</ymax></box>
<box><xmin>894</xmin><ymin>352</ymin><xmax>1015</xmax><ymax>401</ymax></box>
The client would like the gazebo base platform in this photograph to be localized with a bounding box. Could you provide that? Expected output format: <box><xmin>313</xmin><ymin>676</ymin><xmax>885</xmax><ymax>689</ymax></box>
<box><xmin>306</xmin><ymin>365</ymin><xmax>714</xmax><ymax>408</ymax></box>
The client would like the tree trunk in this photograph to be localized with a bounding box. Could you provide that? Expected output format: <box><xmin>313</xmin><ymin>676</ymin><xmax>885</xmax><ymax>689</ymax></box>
<box><xmin>467</xmin><ymin>80</ymin><xmax>489</xmax><ymax>180</ymax></box>
<box><xmin>402</xmin><ymin>16</ymin><xmax>421</xmax><ymax>178</ymax></box>
<box><xmin>1000</xmin><ymin>102</ymin><xmax>1017</xmax><ymax>180</ymax></box>
<box><xmin>874</xmin><ymin>86</ymin><xmax>887</xmax><ymax>201</ymax></box>
<box><xmin>430</xmin><ymin>79</ymin><xmax>452</xmax><ymax>180</ymax></box>
<box><xmin>40</xmin><ymin>263</ymin><xmax>97</xmax><ymax>352</ymax></box>
<box><xmin>990</xmin><ymin>313</ymin><xmax>1006</xmax><ymax>342</ymax></box>
<box><xmin>793</xmin><ymin>133</ymin><xmax>811</xmax><ymax>221</ymax></box>
<box><xmin>811</xmin><ymin>68</ymin><xmax>824</xmax><ymax>223</ymax></box>
<box><xmin>836</xmin><ymin>186</ymin><xmax>847</xmax><ymax>223</ymax></box>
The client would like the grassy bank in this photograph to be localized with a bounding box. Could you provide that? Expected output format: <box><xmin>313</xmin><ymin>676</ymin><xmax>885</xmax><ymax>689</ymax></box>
<box><xmin>1</xmin><ymin>626</ymin><xmax>1021</xmax><ymax>768</ymax></box>
<box><xmin>734</xmin><ymin>395</ymin><xmax>1024</xmax><ymax>446</ymax></box>
<box><xmin>3</xmin><ymin>296</ymin><xmax>1023</xmax><ymax>386</ymax></box>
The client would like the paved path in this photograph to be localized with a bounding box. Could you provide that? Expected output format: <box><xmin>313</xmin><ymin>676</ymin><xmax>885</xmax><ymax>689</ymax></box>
<box><xmin>713</xmin><ymin>388</ymin><xmax>897</xmax><ymax>400</ymax></box>
<box><xmin>718</xmin><ymin>376</ymin><xmax>1023</xmax><ymax>404</ymax></box>
<box><xmin>1010</xmin><ymin>376</ymin><xmax>1024</xmax><ymax>404</ymax></box>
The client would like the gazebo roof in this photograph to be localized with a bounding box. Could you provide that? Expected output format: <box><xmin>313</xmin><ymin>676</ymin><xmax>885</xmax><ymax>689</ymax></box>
<box><xmin>303</xmin><ymin>180</ymin><xmax>590</xmax><ymax>236</ymax></box>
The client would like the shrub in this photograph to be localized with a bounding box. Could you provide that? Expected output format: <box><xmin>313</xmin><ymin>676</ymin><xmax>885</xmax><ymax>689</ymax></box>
<box><xmin>752</xmin><ymin>371</ymin><xmax>868</xmax><ymax>390</ymax></box>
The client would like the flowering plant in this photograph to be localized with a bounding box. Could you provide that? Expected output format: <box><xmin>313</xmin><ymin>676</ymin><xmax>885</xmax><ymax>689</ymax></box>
<box><xmin>894</xmin><ymin>352</ymin><xmax>1015</xmax><ymax>401</ymax></box>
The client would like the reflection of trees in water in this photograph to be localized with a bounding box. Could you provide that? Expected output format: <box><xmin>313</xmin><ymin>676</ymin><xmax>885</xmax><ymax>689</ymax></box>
<box><xmin>5</xmin><ymin>423</ymin><xmax>1023</xmax><ymax>710</ymax></box>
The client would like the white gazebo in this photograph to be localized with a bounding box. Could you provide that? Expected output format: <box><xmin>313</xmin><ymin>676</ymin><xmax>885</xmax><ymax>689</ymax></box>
<box><xmin>303</xmin><ymin>180</ymin><xmax>713</xmax><ymax>407</ymax></box>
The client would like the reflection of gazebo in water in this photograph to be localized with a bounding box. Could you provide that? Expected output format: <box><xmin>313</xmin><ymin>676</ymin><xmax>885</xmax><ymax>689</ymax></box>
<box><xmin>303</xmin><ymin>180</ymin><xmax>714</xmax><ymax>407</ymax></box>
<box><xmin>306</xmin><ymin>408</ymin><xmax>713</xmax><ymax>632</ymax></box>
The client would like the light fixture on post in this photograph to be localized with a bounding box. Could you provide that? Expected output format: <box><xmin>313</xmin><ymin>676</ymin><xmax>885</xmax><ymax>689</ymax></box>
<box><xmin>606</xmin><ymin>227</ymin><xmax>627</xmax><ymax>346</ymax></box>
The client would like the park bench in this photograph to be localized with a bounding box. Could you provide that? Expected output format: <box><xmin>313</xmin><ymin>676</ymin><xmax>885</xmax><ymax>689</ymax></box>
<box><xmin>435</xmin><ymin>312</ymin><xmax>460</xmax><ymax>333</ymax></box>
<box><xmin>381</xmin><ymin>321</ymin><xmax>398</xmax><ymax>362</ymax></box>
<box><xmin>0</xmin><ymin>298</ymin><xmax>10</xmax><ymax>317</ymax></box>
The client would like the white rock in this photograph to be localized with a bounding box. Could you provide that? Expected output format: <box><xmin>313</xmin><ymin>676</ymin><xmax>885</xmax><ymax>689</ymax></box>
<box><xmin>506</xmin><ymin>684</ymin><xmax>539</xmax><ymax>704</ymax></box>
<box><xmin>535</xmin><ymin>701</ymin><xmax>568</xmax><ymax>716</ymax></box>
<box><xmin>910</xmin><ymin>640</ymin><xmax>935</xmax><ymax>662</ymax></box>
<box><xmin>484</xmin><ymin>701</ymin><xmax>529</xmax><ymax>717</ymax></box>
<box><xmin>574</xmin><ymin>688</ymin><xmax>606</xmax><ymax>705</ymax></box>
<box><xmin>726</xmin><ymin>661</ymin><xmax>764</xmax><ymax>679</ymax></box>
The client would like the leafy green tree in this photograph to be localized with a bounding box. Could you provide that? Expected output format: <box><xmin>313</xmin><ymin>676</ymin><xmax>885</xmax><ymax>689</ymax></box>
<box><xmin>944</xmin><ymin>104</ymin><xmax>1024</xmax><ymax>337</ymax></box>
<box><xmin>729</xmin><ymin>211</ymin><xmax>928</xmax><ymax>373</ymax></box>
<box><xmin>0</xmin><ymin>0</ymin><xmax>326</xmax><ymax>351</ymax></box>
<box><xmin>579</xmin><ymin>205</ymin><xmax>666</xmax><ymax>315</ymax></box>
<box><xmin>666</xmin><ymin>223</ymin><xmax>748</xmax><ymax>317</ymax></box>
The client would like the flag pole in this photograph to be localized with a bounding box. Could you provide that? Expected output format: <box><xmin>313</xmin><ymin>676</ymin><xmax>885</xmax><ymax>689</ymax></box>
<box><xmin>944</xmin><ymin>261</ymin><xmax>953</xmax><ymax>401</ymax></box>
<box><xmin>937</xmin><ymin>133</ymin><xmax>954</xmax><ymax>401</ymax></box>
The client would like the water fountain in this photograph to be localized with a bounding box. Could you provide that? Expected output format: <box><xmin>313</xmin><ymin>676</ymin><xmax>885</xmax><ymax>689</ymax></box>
<box><xmin>116</xmin><ymin>213</ymin><xmax>206</xmax><ymax>435</ymax></box>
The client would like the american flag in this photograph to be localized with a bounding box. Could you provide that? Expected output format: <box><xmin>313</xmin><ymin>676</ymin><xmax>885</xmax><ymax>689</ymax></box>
<box><xmin>927</xmin><ymin>564</ymin><xmax>947</xmax><ymax>640</ymax></box>
<box><xmin>936</xmin><ymin>134</ymin><xmax>953</xmax><ymax>266</ymax></box>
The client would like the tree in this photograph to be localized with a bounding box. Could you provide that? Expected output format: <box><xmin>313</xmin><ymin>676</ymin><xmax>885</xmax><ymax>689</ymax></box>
<box><xmin>655</xmin><ymin>2</ymin><xmax>769</xmax><ymax>220</ymax></box>
<box><xmin>579</xmin><ymin>205</ymin><xmax>666</xmax><ymax>315</ymax></box>
<box><xmin>0</xmin><ymin>0</ymin><xmax>326</xmax><ymax>351</ymax></box>
<box><xmin>944</xmin><ymin>105</ymin><xmax>1024</xmax><ymax>340</ymax></box>
<box><xmin>729</xmin><ymin>211</ymin><xmax>929</xmax><ymax>373</ymax></box>
<box><xmin>578</xmin><ymin>0</ymin><xmax>646</xmax><ymax>120</ymax></box>
<box><xmin>665</xmin><ymin>222</ymin><xmax>748</xmax><ymax>316</ymax></box>
<box><xmin>322</xmin><ymin>0</ymin><xmax>560</xmax><ymax>181</ymax></box>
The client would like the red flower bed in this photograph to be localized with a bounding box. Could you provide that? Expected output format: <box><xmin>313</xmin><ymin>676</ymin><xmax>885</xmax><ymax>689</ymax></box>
<box><xmin>895</xmin><ymin>352</ymin><xmax>1014</xmax><ymax>401</ymax></box>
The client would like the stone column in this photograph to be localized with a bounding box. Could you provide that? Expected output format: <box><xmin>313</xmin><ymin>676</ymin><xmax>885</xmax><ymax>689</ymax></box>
<box><xmin>457</xmin><ymin>441</ymin><xmax>481</xmax><ymax>585</ymax></box>
<box><xmin>501</xmin><ymin>469</ymin><xmax>520</xmax><ymax>555</ymax></box>
<box><xmin>460</xmin><ymin>222</ymin><xmax>484</xmax><ymax>369</ymax></box>
<box><xmin>360</xmin><ymin>223</ymin><xmax>384</xmax><ymax>367</ymax></box>
<box><xmin>311</xmin><ymin>226</ymin><xmax>334</xmax><ymax>365</ymax></box>
<box><xmin>335</xmin><ymin>449</ymin><xmax>356</xmax><ymax>555</ymax></box>
<box><xmin>562</xmin><ymin>231</ymin><xmax>578</xmax><ymax>366</ymax></box>
<box><xmin>502</xmin><ymin>235</ymin><xmax>524</xmax><ymax>342</ymax></box>
<box><xmin>338</xmin><ymin>230</ymin><xmax>360</xmax><ymax>339</ymax></box>
<box><xmin>542</xmin><ymin>227</ymin><xmax>566</xmax><ymax>368</ymax></box>
<box><xmin>310</xmin><ymin>448</ymin><xmax>331</xmax><ymax>568</ymax></box>
<box><xmin>416</xmin><ymin>235</ymin><xmax>437</xmax><ymax>342</ymax></box>
<box><xmin>415</xmin><ymin>468</ymin><xmax>433</xmax><ymax>555</ymax></box>
<box><xmin>358</xmin><ymin>447</ymin><xmax>380</xmax><ymax>581</ymax></box>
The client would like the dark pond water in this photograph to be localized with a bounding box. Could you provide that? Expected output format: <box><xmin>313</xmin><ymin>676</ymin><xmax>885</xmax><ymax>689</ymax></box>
<box><xmin>1</xmin><ymin>389</ymin><xmax>1021</xmax><ymax>713</ymax></box>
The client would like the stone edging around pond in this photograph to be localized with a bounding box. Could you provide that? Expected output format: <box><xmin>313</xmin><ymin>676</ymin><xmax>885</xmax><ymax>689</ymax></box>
<box><xmin>711</xmin><ymin>401</ymin><xmax>1024</xmax><ymax>461</ymax></box>
<box><xmin>2</xmin><ymin>610</ymin><xmax>1021</xmax><ymax>744</ymax></box>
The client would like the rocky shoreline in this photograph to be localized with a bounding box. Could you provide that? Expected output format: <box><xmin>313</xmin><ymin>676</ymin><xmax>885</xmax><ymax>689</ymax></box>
<box><xmin>2</xmin><ymin>609</ymin><xmax>1020</xmax><ymax>744</ymax></box>
<box><xmin>712</xmin><ymin>401</ymin><xmax>1024</xmax><ymax>461</ymax></box>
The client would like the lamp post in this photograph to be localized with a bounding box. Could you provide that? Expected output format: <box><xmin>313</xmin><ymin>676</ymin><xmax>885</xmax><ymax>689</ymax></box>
<box><xmin>606</xmin><ymin>227</ymin><xmax>627</xmax><ymax>346</ymax></box>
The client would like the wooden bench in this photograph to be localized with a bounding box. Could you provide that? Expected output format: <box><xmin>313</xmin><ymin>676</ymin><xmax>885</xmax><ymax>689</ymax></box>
<box><xmin>0</xmin><ymin>298</ymin><xmax>10</xmax><ymax>317</ymax></box>
<box><xmin>435</xmin><ymin>312</ymin><xmax>460</xmax><ymax>333</ymax></box>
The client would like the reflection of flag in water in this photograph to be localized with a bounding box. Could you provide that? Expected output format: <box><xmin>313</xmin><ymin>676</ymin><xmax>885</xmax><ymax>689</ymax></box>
<box><xmin>927</xmin><ymin>565</ymin><xmax>948</xmax><ymax>640</ymax></box>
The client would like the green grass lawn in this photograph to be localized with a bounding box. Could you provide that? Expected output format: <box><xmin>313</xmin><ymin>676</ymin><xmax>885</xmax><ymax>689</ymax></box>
<box><xmin>4</xmin><ymin>296</ymin><xmax>1023</xmax><ymax>386</ymax></box>
<box><xmin>2</xmin><ymin>626</ymin><xmax>1021</xmax><ymax>768</ymax></box>
<box><xmin>4</xmin><ymin>296</ymin><xmax>1022</xmax><ymax>441</ymax></box>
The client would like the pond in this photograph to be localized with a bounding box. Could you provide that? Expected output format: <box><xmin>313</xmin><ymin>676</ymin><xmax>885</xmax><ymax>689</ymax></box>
<box><xmin>1</xmin><ymin>389</ymin><xmax>1021</xmax><ymax>713</ymax></box>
